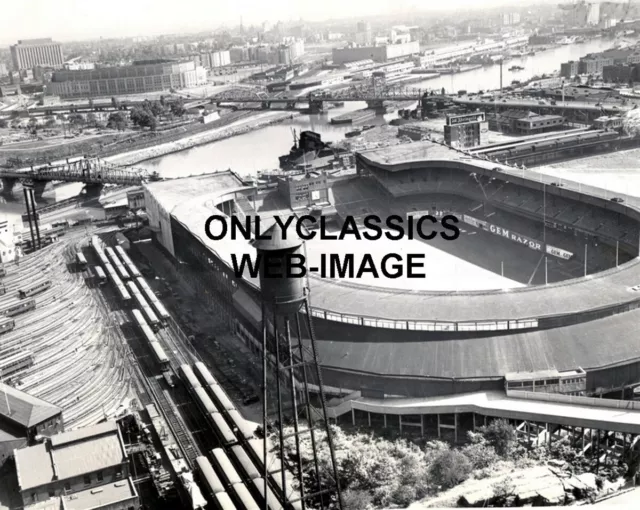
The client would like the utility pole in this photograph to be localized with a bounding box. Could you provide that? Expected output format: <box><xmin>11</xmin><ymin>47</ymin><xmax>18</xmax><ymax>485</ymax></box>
<box><xmin>500</xmin><ymin>59</ymin><xmax>503</xmax><ymax>93</ymax></box>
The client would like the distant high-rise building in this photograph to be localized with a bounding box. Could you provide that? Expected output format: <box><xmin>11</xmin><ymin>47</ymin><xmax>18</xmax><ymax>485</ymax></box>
<box><xmin>502</xmin><ymin>13</ymin><xmax>521</xmax><ymax>26</ymax></box>
<box><xmin>356</xmin><ymin>21</ymin><xmax>373</xmax><ymax>46</ymax></box>
<box><xmin>10</xmin><ymin>38</ymin><xmax>64</xmax><ymax>71</ymax></box>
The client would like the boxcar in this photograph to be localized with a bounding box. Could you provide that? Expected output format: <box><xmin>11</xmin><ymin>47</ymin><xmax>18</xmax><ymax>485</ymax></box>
<box><xmin>195</xmin><ymin>456</ymin><xmax>226</xmax><ymax>497</ymax></box>
<box><xmin>230</xmin><ymin>445</ymin><xmax>261</xmax><ymax>480</ymax></box>
<box><xmin>214</xmin><ymin>492</ymin><xmax>236</xmax><ymax>510</ymax></box>
<box><xmin>209</xmin><ymin>413</ymin><xmax>238</xmax><ymax>447</ymax></box>
<box><xmin>76</xmin><ymin>252</ymin><xmax>88</xmax><ymax>270</ymax></box>
<box><xmin>252</xmin><ymin>478</ymin><xmax>285</xmax><ymax>510</ymax></box>
<box><xmin>194</xmin><ymin>361</ymin><xmax>217</xmax><ymax>387</ymax></box>
<box><xmin>230</xmin><ymin>482</ymin><xmax>260</xmax><ymax>510</ymax></box>
<box><xmin>210</xmin><ymin>449</ymin><xmax>242</xmax><ymax>487</ymax></box>
<box><xmin>207</xmin><ymin>384</ymin><xmax>235</xmax><ymax>412</ymax></box>
<box><xmin>180</xmin><ymin>364</ymin><xmax>202</xmax><ymax>391</ymax></box>
<box><xmin>94</xmin><ymin>266</ymin><xmax>107</xmax><ymax>286</ymax></box>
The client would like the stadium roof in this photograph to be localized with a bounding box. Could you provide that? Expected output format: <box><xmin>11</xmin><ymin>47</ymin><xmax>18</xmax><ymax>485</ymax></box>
<box><xmin>310</xmin><ymin>307</ymin><xmax>640</xmax><ymax>381</ymax></box>
<box><xmin>145</xmin><ymin>148</ymin><xmax>640</xmax><ymax>324</ymax></box>
<box><xmin>0</xmin><ymin>382</ymin><xmax>62</xmax><ymax>429</ymax></box>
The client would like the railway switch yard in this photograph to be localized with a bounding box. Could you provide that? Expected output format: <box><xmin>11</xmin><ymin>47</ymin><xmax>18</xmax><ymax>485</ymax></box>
<box><xmin>0</xmin><ymin>222</ymin><xmax>304</xmax><ymax>510</ymax></box>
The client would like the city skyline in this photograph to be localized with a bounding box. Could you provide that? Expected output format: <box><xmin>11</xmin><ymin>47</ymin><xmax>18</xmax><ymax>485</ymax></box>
<box><xmin>1</xmin><ymin>0</ymin><xmax>537</xmax><ymax>45</ymax></box>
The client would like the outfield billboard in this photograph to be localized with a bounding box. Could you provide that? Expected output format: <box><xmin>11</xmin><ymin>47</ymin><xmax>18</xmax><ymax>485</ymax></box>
<box><xmin>461</xmin><ymin>214</ymin><xmax>574</xmax><ymax>260</ymax></box>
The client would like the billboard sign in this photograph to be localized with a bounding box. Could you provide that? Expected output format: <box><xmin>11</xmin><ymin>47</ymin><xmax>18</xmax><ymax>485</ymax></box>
<box><xmin>462</xmin><ymin>214</ymin><xmax>574</xmax><ymax>260</ymax></box>
<box><xmin>546</xmin><ymin>245</ymin><xmax>574</xmax><ymax>260</ymax></box>
<box><xmin>462</xmin><ymin>215</ymin><xmax>542</xmax><ymax>252</ymax></box>
<box><xmin>447</xmin><ymin>112</ymin><xmax>486</xmax><ymax>126</ymax></box>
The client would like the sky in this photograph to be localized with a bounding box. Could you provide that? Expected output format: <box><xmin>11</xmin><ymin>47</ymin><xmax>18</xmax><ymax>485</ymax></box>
<box><xmin>0</xmin><ymin>0</ymin><xmax>537</xmax><ymax>44</ymax></box>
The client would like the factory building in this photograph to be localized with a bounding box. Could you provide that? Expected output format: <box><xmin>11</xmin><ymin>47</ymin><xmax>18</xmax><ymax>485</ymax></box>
<box><xmin>48</xmin><ymin>60</ymin><xmax>207</xmax><ymax>98</ymax></box>
<box><xmin>10</xmin><ymin>38</ymin><xmax>64</xmax><ymax>71</ymax></box>
<box><xmin>332</xmin><ymin>41</ymin><xmax>420</xmax><ymax>65</ymax></box>
<box><xmin>14</xmin><ymin>421</ymin><xmax>138</xmax><ymax>510</ymax></box>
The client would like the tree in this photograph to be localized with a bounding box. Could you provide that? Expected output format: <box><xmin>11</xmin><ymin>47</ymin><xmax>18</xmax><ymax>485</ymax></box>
<box><xmin>88</xmin><ymin>98</ymin><xmax>94</xmax><ymax>109</ymax></box>
<box><xmin>107</xmin><ymin>112</ymin><xmax>127</xmax><ymax>131</ymax></box>
<box><xmin>479</xmin><ymin>419</ymin><xmax>517</xmax><ymax>457</ymax></box>
<box><xmin>87</xmin><ymin>113</ymin><xmax>98</xmax><ymax>128</ymax></box>
<box><xmin>68</xmin><ymin>113</ymin><xmax>85</xmax><ymax>127</ymax></box>
<box><xmin>429</xmin><ymin>449</ymin><xmax>472</xmax><ymax>489</ymax></box>
<box><xmin>45</xmin><ymin>118</ymin><xmax>56</xmax><ymax>129</ymax></box>
<box><xmin>170</xmin><ymin>97</ymin><xmax>186</xmax><ymax>117</ymax></box>
<box><xmin>342</xmin><ymin>489</ymin><xmax>373</xmax><ymax>510</ymax></box>
<box><xmin>492</xmin><ymin>476</ymin><xmax>516</xmax><ymax>506</ymax></box>
<box><xmin>111</xmin><ymin>97</ymin><xmax>120</xmax><ymax>110</ymax></box>
<box><xmin>0</xmin><ymin>119</ymin><xmax>7</xmax><ymax>128</ymax></box>
<box><xmin>130</xmin><ymin>107</ymin><xmax>157</xmax><ymax>130</ymax></box>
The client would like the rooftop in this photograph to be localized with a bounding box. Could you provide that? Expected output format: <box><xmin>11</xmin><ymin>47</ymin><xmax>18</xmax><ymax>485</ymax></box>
<box><xmin>15</xmin><ymin>421</ymin><xmax>127</xmax><ymax>491</ymax></box>
<box><xmin>0</xmin><ymin>382</ymin><xmax>62</xmax><ymax>429</ymax></box>
<box><xmin>62</xmin><ymin>478</ymin><xmax>137</xmax><ymax>510</ymax></box>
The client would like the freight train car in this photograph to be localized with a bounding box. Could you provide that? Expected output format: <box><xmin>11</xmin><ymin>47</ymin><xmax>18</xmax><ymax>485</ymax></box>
<box><xmin>105</xmin><ymin>247</ymin><xmax>130</xmax><ymax>281</ymax></box>
<box><xmin>136</xmin><ymin>277</ymin><xmax>170</xmax><ymax>324</ymax></box>
<box><xmin>94</xmin><ymin>266</ymin><xmax>107</xmax><ymax>286</ymax></box>
<box><xmin>18</xmin><ymin>279</ymin><xmax>51</xmax><ymax>298</ymax></box>
<box><xmin>115</xmin><ymin>245</ymin><xmax>142</xmax><ymax>278</ymax></box>
<box><xmin>126</xmin><ymin>281</ymin><xmax>160</xmax><ymax>329</ymax></box>
<box><xmin>132</xmin><ymin>309</ymin><xmax>171</xmax><ymax>373</ymax></box>
<box><xmin>104</xmin><ymin>262</ymin><xmax>131</xmax><ymax>303</ymax></box>
<box><xmin>181</xmin><ymin>364</ymin><xmax>238</xmax><ymax>447</ymax></box>
<box><xmin>76</xmin><ymin>252</ymin><xmax>88</xmax><ymax>270</ymax></box>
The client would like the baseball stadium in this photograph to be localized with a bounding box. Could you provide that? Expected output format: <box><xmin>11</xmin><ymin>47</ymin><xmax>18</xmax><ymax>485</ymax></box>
<box><xmin>142</xmin><ymin>139</ymin><xmax>640</xmax><ymax>404</ymax></box>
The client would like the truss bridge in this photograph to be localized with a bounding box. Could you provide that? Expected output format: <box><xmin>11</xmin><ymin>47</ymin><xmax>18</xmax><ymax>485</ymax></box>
<box><xmin>0</xmin><ymin>157</ymin><xmax>152</xmax><ymax>198</ymax></box>
<box><xmin>211</xmin><ymin>84</ymin><xmax>428</xmax><ymax>111</ymax></box>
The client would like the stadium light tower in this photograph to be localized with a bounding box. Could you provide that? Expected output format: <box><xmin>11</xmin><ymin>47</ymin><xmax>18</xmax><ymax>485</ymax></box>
<box><xmin>254</xmin><ymin>223</ymin><xmax>343</xmax><ymax>510</ymax></box>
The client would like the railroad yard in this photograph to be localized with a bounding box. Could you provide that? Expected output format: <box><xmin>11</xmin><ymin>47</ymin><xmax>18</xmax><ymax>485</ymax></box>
<box><xmin>0</xmin><ymin>226</ymin><xmax>133</xmax><ymax>429</ymax></box>
<box><xmin>0</xmin><ymin>218</ymin><xmax>302</xmax><ymax>510</ymax></box>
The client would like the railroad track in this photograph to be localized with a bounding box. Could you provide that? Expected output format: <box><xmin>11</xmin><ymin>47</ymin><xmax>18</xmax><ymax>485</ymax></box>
<box><xmin>146</xmin><ymin>374</ymin><xmax>200</xmax><ymax>466</ymax></box>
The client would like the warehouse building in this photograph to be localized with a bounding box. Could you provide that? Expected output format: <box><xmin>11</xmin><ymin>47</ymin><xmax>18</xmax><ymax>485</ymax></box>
<box><xmin>14</xmin><ymin>421</ymin><xmax>138</xmax><ymax>509</ymax></box>
<box><xmin>332</xmin><ymin>41</ymin><xmax>420</xmax><ymax>65</ymax></box>
<box><xmin>48</xmin><ymin>60</ymin><xmax>207</xmax><ymax>98</ymax></box>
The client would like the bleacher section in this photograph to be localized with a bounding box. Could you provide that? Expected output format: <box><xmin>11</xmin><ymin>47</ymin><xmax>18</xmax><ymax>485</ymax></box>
<box><xmin>367</xmin><ymin>166</ymin><xmax>639</xmax><ymax>252</ymax></box>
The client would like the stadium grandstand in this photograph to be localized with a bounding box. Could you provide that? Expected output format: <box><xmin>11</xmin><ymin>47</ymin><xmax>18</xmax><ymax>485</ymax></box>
<box><xmin>142</xmin><ymin>141</ymin><xmax>640</xmax><ymax>400</ymax></box>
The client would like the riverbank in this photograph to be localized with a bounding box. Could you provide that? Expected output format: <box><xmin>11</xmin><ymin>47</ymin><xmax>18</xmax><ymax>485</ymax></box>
<box><xmin>107</xmin><ymin>110</ymin><xmax>300</xmax><ymax>167</ymax></box>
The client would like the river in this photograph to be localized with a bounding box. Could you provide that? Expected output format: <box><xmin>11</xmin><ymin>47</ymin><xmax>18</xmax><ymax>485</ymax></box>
<box><xmin>137</xmin><ymin>38</ymin><xmax>617</xmax><ymax>178</ymax></box>
<box><xmin>0</xmin><ymin>37</ymin><xmax>621</xmax><ymax>226</ymax></box>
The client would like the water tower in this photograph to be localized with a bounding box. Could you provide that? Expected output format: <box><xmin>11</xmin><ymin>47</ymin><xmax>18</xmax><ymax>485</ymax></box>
<box><xmin>253</xmin><ymin>222</ymin><xmax>343</xmax><ymax>510</ymax></box>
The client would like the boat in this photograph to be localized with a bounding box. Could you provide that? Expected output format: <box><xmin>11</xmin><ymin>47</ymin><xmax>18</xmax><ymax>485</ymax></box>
<box><xmin>278</xmin><ymin>129</ymin><xmax>349</xmax><ymax>171</ymax></box>
<box><xmin>509</xmin><ymin>65</ymin><xmax>525</xmax><ymax>72</ymax></box>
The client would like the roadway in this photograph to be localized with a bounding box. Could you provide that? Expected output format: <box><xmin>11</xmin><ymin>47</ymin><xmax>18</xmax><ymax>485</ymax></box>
<box><xmin>453</xmin><ymin>95</ymin><xmax>635</xmax><ymax>114</ymax></box>
<box><xmin>334</xmin><ymin>390</ymin><xmax>640</xmax><ymax>435</ymax></box>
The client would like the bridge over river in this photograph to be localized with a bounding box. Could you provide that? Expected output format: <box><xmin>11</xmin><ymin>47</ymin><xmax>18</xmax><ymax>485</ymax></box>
<box><xmin>0</xmin><ymin>157</ymin><xmax>151</xmax><ymax>197</ymax></box>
